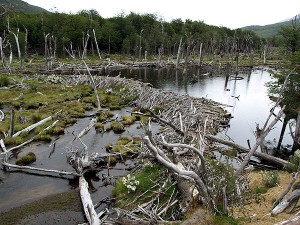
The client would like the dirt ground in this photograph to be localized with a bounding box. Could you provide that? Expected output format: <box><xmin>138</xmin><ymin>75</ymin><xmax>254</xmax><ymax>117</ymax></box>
<box><xmin>233</xmin><ymin>171</ymin><xmax>300</xmax><ymax>225</ymax></box>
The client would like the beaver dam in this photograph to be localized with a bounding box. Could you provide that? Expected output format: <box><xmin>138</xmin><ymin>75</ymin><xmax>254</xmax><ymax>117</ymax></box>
<box><xmin>0</xmin><ymin>67</ymin><xmax>292</xmax><ymax>224</ymax></box>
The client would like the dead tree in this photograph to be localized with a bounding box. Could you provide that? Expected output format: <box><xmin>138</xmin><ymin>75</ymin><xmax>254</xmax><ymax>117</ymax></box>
<box><xmin>8</xmin><ymin>28</ymin><xmax>22</xmax><ymax>68</ymax></box>
<box><xmin>0</xmin><ymin>36</ymin><xmax>10</xmax><ymax>71</ymax></box>
<box><xmin>175</xmin><ymin>37</ymin><xmax>182</xmax><ymax>69</ymax></box>
<box><xmin>92</xmin><ymin>29</ymin><xmax>102</xmax><ymax>60</ymax></box>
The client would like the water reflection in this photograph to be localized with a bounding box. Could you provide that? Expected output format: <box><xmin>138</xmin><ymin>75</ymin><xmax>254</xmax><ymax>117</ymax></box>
<box><xmin>108</xmin><ymin>67</ymin><xmax>293</xmax><ymax>148</ymax></box>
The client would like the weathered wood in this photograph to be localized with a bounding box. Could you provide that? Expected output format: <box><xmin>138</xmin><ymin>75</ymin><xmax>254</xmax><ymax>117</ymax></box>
<box><xmin>273</xmin><ymin>172</ymin><xmax>299</xmax><ymax>210</ymax></box>
<box><xmin>176</xmin><ymin>37</ymin><xmax>182</xmax><ymax>69</ymax></box>
<box><xmin>9</xmin><ymin>108</ymin><xmax>15</xmax><ymax>137</ymax></box>
<box><xmin>0</xmin><ymin>109</ymin><xmax>4</xmax><ymax>122</ymax></box>
<box><xmin>143</xmin><ymin>132</ymin><xmax>211</xmax><ymax>208</ymax></box>
<box><xmin>93</xmin><ymin>29</ymin><xmax>101</xmax><ymax>60</ymax></box>
<box><xmin>2</xmin><ymin>162</ymin><xmax>80</xmax><ymax>177</ymax></box>
<box><xmin>83</xmin><ymin>60</ymin><xmax>101</xmax><ymax>110</ymax></box>
<box><xmin>206</xmin><ymin>134</ymin><xmax>288</xmax><ymax>168</ymax></box>
<box><xmin>79</xmin><ymin>176</ymin><xmax>101</xmax><ymax>225</ymax></box>
<box><xmin>12</xmin><ymin>115</ymin><xmax>53</xmax><ymax>138</ymax></box>
<box><xmin>271</xmin><ymin>189</ymin><xmax>300</xmax><ymax>216</ymax></box>
<box><xmin>3</xmin><ymin>120</ymin><xmax>59</xmax><ymax>154</ymax></box>
<box><xmin>275</xmin><ymin>216</ymin><xmax>300</xmax><ymax>225</ymax></box>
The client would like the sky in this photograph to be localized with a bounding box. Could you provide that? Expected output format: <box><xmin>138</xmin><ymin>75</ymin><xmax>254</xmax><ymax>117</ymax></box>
<box><xmin>23</xmin><ymin>0</ymin><xmax>300</xmax><ymax>29</ymax></box>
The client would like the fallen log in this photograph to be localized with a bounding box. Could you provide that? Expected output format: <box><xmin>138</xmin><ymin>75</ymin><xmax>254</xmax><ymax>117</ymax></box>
<box><xmin>0</xmin><ymin>109</ymin><xmax>4</xmax><ymax>121</ymax></box>
<box><xmin>1</xmin><ymin>120</ymin><xmax>59</xmax><ymax>155</ymax></box>
<box><xmin>2</xmin><ymin>162</ymin><xmax>80</xmax><ymax>177</ymax></box>
<box><xmin>79</xmin><ymin>176</ymin><xmax>101</xmax><ymax>225</ymax></box>
<box><xmin>206</xmin><ymin>134</ymin><xmax>288</xmax><ymax>168</ymax></box>
<box><xmin>12</xmin><ymin>110</ymin><xmax>61</xmax><ymax>138</ymax></box>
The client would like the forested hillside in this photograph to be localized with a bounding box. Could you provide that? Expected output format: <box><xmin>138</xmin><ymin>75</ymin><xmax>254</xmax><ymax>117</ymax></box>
<box><xmin>0</xmin><ymin>0</ymin><xmax>48</xmax><ymax>13</ymax></box>
<box><xmin>0</xmin><ymin>9</ymin><xmax>262</xmax><ymax>57</ymax></box>
<box><xmin>242</xmin><ymin>15</ymin><xmax>300</xmax><ymax>38</ymax></box>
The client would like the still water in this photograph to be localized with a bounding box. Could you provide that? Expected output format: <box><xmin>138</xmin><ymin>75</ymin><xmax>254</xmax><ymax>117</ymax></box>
<box><xmin>0</xmin><ymin>66</ymin><xmax>292</xmax><ymax>214</ymax></box>
<box><xmin>109</xmin><ymin>66</ymin><xmax>292</xmax><ymax>148</ymax></box>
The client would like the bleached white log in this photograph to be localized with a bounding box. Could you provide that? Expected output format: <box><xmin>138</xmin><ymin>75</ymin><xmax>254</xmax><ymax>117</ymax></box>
<box><xmin>2</xmin><ymin>120</ymin><xmax>59</xmax><ymax>155</ymax></box>
<box><xmin>0</xmin><ymin>109</ymin><xmax>4</xmax><ymax>121</ymax></box>
<box><xmin>79</xmin><ymin>176</ymin><xmax>101</xmax><ymax>225</ymax></box>
<box><xmin>93</xmin><ymin>29</ymin><xmax>101</xmax><ymax>60</ymax></box>
<box><xmin>2</xmin><ymin>162</ymin><xmax>80</xmax><ymax>177</ymax></box>
<box><xmin>73</xmin><ymin>117</ymin><xmax>97</xmax><ymax>141</ymax></box>
<box><xmin>143</xmin><ymin>134</ymin><xmax>210</xmax><ymax>207</ymax></box>
<box><xmin>12</xmin><ymin>116</ymin><xmax>52</xmax><ymax>138</ymax></box>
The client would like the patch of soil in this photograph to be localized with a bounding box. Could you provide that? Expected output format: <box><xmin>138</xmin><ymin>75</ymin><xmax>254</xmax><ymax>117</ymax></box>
<box><xmin>0</xmin><ymin>190</ymin><xmax>84</xmax><ymax>225</ymax></box>
<box><xmin>233</xmin><ymin>170</ymin><xmax>300</xmax><ymax>225</ymax></box>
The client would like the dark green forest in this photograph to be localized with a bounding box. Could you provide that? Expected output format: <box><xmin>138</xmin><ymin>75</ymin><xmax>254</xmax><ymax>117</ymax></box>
<box><xmin>0</xmin><ymin>9</ymin><xmax>266</xmax><ymax>58</ymax></box>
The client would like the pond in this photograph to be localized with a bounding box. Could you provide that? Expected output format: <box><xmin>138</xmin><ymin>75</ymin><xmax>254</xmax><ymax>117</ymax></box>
<box><xmin>108</xmin><ymin>66</ymin><xmax>293</xmax><ymax>148</ymax></box>
<box><xmin>0</xmin><ymin>66</ymin><xmax>293</xmax><ymax>217</ymax></box>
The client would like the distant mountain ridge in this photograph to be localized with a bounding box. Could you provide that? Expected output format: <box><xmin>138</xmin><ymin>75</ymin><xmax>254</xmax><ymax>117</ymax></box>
<box><xmin>0</xmin><ymin>0</ymin><xmax>48</xmax><ymax>13</ymax></box>
<box><xmin>242</xmin><ymin>15</ymin><xmax>300</xmax><ymax>39</ymax></box>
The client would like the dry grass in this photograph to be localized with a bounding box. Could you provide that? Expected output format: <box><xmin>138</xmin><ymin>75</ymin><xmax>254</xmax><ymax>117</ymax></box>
<box><xmin>233</xmin><ymin>170</ymin><xmax>300</xmax><ymax>225</ymax></box>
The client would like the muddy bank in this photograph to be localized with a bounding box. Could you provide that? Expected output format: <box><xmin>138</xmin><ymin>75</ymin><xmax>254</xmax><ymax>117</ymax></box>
<box><xmin>0</xmin><ymin>190</ymin><xmax>84</xmax><ymax>225</ymax></box>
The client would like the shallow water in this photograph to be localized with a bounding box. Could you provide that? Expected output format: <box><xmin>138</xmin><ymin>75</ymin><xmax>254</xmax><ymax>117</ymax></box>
<box><xmin>108</xmin><ymin>67</ymin><xmax>293</xmax><ymax>148</ymax></box>
<box><xmin>0</xmin><ymin>66</ymin><xmax>293</xmax><ymax>215</ymax></box>
<box><xmin>0</xmin><ymin>108</ymin><xmax>142</xmax><ymax>212</ymax></box>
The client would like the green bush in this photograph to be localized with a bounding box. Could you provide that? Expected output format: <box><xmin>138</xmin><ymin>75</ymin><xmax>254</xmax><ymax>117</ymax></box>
<box><xmin>260</xmin><ymin>170</ymin><xmax>279</xmax><ymax>188</ymax></box>
<box><xmin>285</xmin><ymin>149</ymin><xmax>300</xmax><ymax>173</ymax></box>
<box><xmin>0</xmin><ymin>76</ymin><xmax>10</xmax><ymax>87</ymax></box>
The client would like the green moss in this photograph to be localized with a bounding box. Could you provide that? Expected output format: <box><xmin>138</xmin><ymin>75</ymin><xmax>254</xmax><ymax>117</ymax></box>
<box><xmin>97</xmin><ymin>110</ymin><xmax>114</xmax><ymax>122</ymax></box>
<box><xmin>16</xmin><ymin>152</ymin><xmax>36</xmax><ymax>165</ymax></box>
<box><xmin>116</xmin><ymin>136</ymin><xmax>132</xmax><ymax>145</ymax></box>
<box><xmin>34</xmin><ymin>134</ymin><xmax>52</xmax><ymax>142</ymax></box>
<box><xmin>53</xmin><ymin>126</ymin><xmax>65</xmax><ymax>135</ymax></box>
<box><xmin>253</xmin><ymin>186</ymin><xmax>268</xmax><ymax>194</ymax></box>
<box><xmin>95</xmin><ymin>122</ymin><xmax>104</xmax><ymax>133</ymax></box>
<box><xmin>104</xmin><ymin>156</ymin><xmax>117</xmax><ymax>164</ymax></box>
<box><xmin>0</xmin><ymin>75</ymin><xmax>11</xmax><ymax>87</ymax></box>
<box><xmin>111</xmin><ymin>145</ymin><xmax>126</xmax><ymax>154</ymax></box>
<box><xmin>4</xmin><ymin>136</ymin><xmax>24</xmax><ymax>146</ymax></box>
<box><xmin>110</xmin><ymin>121</ymin><xmax>125</xmax><ymax>133</ymax></box>
<box><xmin>213</xmin><ymin>215</ymin><xmax>240</xmax><ymax>225</ymax></box>
<box><xmin>109</xmin><ymin>105</ymin><xmax>121</xmax><ymax>110</ymax></box>
<box><xmin>121</xmin><ymin>115</ymin><xmax>136</xmax><ymax>125</ymax></box>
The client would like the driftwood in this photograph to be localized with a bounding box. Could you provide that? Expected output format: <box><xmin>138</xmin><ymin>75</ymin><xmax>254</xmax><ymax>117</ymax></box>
<box><xmin>272</xmin><ymin>172</ymin><xmax>299</xmax><ymax>210</ymax></box>
<box><xmin>2</xmin><ymin>120</ymin><xmax>59</xmax><ymax>155</ymax></box>
<box><xmin>271</xmin><ymin>188</ymin><xmax>300</xmax><ymax>216</ymax></box>
<box><xmin>206</xmin><ymin>134</ymin><xmax>288</xmax><ymax>168</ymax></box>
<box><xmin>0</xmin><ymin>109</ymin><xmax>4</xmax><ymax>121</ymax></box>
<box><xmin>12</xmin><ymin>111</ymin><xmax>61</xmax><ymax>138</ymax></box>
<box><xmin>143</xmin><ymin>130</ymin><xmax>211</xmax><ymax>208</ymax></box>
<box><xmin>2</xmin><ymin>162</ymin><xmax>80</xmax><ymax>177</ymax></box>
<box><xmin>79</xmin><ymin>176</ymin><xmax>101</xmax><ymax>225</ymax></box>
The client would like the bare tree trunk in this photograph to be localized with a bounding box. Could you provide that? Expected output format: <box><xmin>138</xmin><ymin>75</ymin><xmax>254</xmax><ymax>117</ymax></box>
<box><xmin>176</xmin><ymin>37</ymin><xmax>182</xmax><ymax>69</ymax></box>
<box><xmin>198</xmin><ymin>42</ymin><xmax>203</xmax><ymax>67</ymax></box>
<box><xmin>79</xmin><ymin>176</ymin><xmax>101</xmax><ymax>225</ymax></box>
<box><xmin>23</xmin><ymin>25</ymin><xmax>28</xmax><ymax>58</ymax></box>
<box><xmin>8</xmin><ymin>29</ymin><xmax>23</xmax><ymax>68</ymax></box>
<box><xmin>235</xmin><ymin>106</ymin><xmax>285</xmax><ymax>176</ymax></box>
<box><xmin>82</xmin><ymin>60</ymin><xmax>101</xmax><ymax>111</ymax></box>
<box><xmin>276</xmin><ymin>116</ymin><xmax>289</xmax><ymax>151</ymax></box>
<box><xmin>9</xmin><ymin>109</ymin><xmax>15</xmax><ymax>137</ymax></box>
<box><xmin>0</xmin><ymin>37</ymin><xmax>9</xmax><ymax>71</ymax></box>
<box><xmin>92</xmin><ymin>29</ymin><xmax>101</xmax><ymax>60</ymax></box>
<box><xmin>293</xmin><ymin>109</ymin><xmax>300</xmax><ymax>151</ymax></box>
<box><xmin>263</xmin><ymin>44</ymin><xmax>267</xmax><ymax>65</ymax></box>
